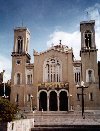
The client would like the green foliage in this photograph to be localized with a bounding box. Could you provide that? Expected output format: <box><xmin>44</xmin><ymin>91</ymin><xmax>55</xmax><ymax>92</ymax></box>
<box><xmin>0</xmin><ymin>98</ymin><xmax>18</xmax><ymax>122</ymax></box>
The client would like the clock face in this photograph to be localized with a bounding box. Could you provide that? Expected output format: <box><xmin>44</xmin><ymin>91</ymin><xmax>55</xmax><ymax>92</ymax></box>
<box><xmin>85</xmin><ymin>33</ymin><xmax>91</xmax><ymax>48</ymax></box>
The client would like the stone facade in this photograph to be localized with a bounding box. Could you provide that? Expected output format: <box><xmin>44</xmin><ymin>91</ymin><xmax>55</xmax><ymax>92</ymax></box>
<box><xmin>10</xmin><ymin>20</ymin><xmax>100</xmax><ymax>111</ymax></box>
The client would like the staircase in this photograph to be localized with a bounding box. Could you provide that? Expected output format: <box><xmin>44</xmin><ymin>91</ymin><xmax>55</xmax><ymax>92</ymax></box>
<box><xmin>25</xmin><ymin>111</ymin><xmax>100</xmax><ymax>130</ymax></box>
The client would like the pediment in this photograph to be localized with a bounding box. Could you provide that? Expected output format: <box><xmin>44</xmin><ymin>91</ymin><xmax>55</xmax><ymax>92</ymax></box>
<box><xmin>33</xmin><ymin>45</ymin><xmax>72</xmax><ymax>56</ymax></box>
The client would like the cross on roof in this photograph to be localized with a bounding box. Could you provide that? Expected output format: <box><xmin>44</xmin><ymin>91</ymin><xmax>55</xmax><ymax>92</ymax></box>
<box><xmin>59</xmin><ymin>40</ymin><xmax>62</xmax><ymax>45</ymax></box>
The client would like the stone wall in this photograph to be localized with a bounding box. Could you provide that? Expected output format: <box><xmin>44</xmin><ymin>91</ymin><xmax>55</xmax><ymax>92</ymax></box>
<box><xmin>7</xmin><ymin>118</ymin><xmax>34</xmax><ymax>131</ymax></box>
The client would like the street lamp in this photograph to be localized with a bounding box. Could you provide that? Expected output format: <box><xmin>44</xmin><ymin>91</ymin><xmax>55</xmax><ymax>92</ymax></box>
<box><xmin>2</xmin><ymin>83</ymin><xmax>9</xmax><ymax>98</ymax></box>
<box><xmin>2</xmin><ymin>70</ymin><xmax>9</xmax><ymax>99</ymax></box>
<box><xmin>76</xmin><ymin>81</ymin><xmax>88</xmax><ymax>118</ymax></box>
<box><xmin>30</xmin><ymin>95</ymin><xmax>33</xmax><ymax>112</ymax></box>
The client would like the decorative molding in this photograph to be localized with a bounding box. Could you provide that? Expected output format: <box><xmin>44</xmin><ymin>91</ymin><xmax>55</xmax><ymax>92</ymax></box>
<box><xmin>38</xmin><ymin>82</ymin><xmax>69</xmax><ymax>91</ymax></box>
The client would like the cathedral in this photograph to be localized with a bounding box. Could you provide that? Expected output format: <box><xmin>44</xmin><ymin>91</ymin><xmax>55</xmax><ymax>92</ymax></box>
<box><xmin>10</xmin><ymin>20</ymin><xmax>100</xmax><ymax>111</ymax></box>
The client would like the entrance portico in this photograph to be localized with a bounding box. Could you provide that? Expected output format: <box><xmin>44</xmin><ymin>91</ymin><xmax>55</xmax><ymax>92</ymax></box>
<box><xmin>37</xmin><ymin>89</ymin><xmax>69</xmax><ymax>111</ymax></box>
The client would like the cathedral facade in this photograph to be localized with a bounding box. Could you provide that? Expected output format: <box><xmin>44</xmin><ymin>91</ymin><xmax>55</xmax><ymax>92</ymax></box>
<box><xmin>10</xmin><ymin>20</ymin><xmax>100</xmax><ymax>111</ymax></box>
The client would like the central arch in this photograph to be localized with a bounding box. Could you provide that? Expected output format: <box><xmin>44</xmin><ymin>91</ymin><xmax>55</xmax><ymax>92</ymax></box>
<box><xmin>39</xmin><ymin>91</ymin><xmax>47</xmax><ymax>111</ymax></box>
<box><xmin>59</xmin><ymin>91</ymin><xmax>68</xmax><ymax>111</ymax></box>
<box><xmin>49</xmin><ymin>91</ymin><xmax>57</xmax><ymax>111</ymax></box>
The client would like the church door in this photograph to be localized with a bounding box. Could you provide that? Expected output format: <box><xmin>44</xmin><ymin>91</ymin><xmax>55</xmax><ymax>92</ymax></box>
<box><xmin>49</xmin><ymin>91</ymin><xmax>57</xmax><ymax>111</ymax></box>
<box><xmin>39</xmin><ymin>91</ymin><xmax>47</xmax><ymax>111</ymax></box>
<box><xmin>59</xmin><ymin>91</ymin><xmax>68</xmax><ymax>111</ymax></box>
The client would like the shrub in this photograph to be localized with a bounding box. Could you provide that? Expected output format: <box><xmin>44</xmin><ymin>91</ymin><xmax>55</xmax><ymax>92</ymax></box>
<box><xmin>0</xmin><ymin>98</ymin><xmax>18</xmax><ymax>122</ymax></box>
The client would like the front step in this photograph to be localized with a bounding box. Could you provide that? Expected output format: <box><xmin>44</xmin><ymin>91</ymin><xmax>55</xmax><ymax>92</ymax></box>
<box><xmin>33</xmin><ymin>111</ymin><xmax>73</xmax><ymax>115</ymax></box>
<box><xmin>31</xmin><ymin>125</ymin><xmax>100</xmax><ymax>131</ymax></box>
<box><xmin>24</xmin><ymin>111</ymin><xmax>100</xmax><ymax>129</ymax></box>
<box><xmin>25</xmin><ymin>110</ymin><xmax>94</xmax><ymax>119</ymax></box>
<box><xmin>26</xmin><ymin>111</ymin><xmax>74</xmax><ymax>118</ymax></box>
<box><xmin>32</xmin><ymin>111</ymin><xmax>98</xmax><ymax>126</ymax></box>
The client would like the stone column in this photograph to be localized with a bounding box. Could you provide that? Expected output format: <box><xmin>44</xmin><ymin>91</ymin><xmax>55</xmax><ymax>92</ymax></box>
<box><xmin>37</xmin><ymin>96</ymin><xmax>39</xmax><ymax>111</ymax></box>
<box><xmin>47</xmin><ymin>95</ymin><xmax>49</xmax><ymax>111</ymax></box>
<box><xmin>57</xmin><ymin>94</ymin><xmax>59</xmax><ymax>111</ymax></box>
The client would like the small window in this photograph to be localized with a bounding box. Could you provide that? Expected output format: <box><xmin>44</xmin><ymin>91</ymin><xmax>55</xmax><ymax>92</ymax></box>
<box><xmin>27</xmin><ymin>94</ymin><xmax>31</xmax><ymax>102</ymax></box>
<box><xmin>88</xmin><ymin>70</ymin><xmax>92</xmax><ymax>82</ymax></box>
<box><xmin>27</xmin><ymin>75</ymin><xmax>30</xmax><ymax>84</ymax></box>
<box><xmin>27</xmin><ymin>74</ymin><xmax>32</xmax><ymax>84</ymax></box>
<box><xmin>74</xmin><ymin>72</ymin><xmax>80</xmax><ymax>83</ymax></box>
<box><xmin>17</xmin><ymin>73</ymin><xmax>20</xmax><ymax>84</ymax></box>
<box><xmin>86</xmin><ymin>69</ymin><xmax>95</xmax><ymax>83</ymax></box>
<box><xmin>31</xmin><ymin>74</ymin><xmax>32</xmax><ymax>84</ymax></box>
<box><xmin>89</xmin><ymin>93</ymin><xmax>93</xmax><ymax>101</ymax></box>
<box><xmin>16</xmin><ymin>60</ymin><xmax>21</xmax><ymax>65</ymax></box>
<box><xmin>77</xmin><ymin>94</ymin><xmax>80</xmax><ymax>101</ymax></box>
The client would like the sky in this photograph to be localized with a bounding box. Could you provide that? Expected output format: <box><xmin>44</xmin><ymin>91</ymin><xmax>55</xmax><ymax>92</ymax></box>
<box><xmin>0</xmin><ymin>0</ymin><xmax>100</xmax><ymax>81</ymax></box>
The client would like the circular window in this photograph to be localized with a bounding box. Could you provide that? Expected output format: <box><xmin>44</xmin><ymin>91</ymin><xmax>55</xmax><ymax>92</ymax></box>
<box><xmin>16</xmin><ymin>60</ymin><xmax>21</xmax><ymax>65</ymax></box>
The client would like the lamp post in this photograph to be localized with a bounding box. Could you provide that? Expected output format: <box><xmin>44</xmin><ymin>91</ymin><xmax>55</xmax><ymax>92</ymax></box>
<box><xmin>2</xmin><ymin>83</ymin><xmax>9</xmax><ymax>98</ymax></box>
<box><xmin>30</xmin><ymin>95</ymin><xmax>33</xmax><ymax>112</ymax></box>
<box><xmin>2</xmin><ymin>70</ymin><xmax>9</xmax><ymax>99</ymax></box>
<box><xmin>76</xmin><ymin>81</ymin><xmax>88</xmax><ymax>118</ymax></box>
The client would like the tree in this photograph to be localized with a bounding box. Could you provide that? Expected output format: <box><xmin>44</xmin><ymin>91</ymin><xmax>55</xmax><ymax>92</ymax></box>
<box><xmin>0</xmin><ymin>98</ymin><xmax>18</xmax><ymax>122</ymax></box>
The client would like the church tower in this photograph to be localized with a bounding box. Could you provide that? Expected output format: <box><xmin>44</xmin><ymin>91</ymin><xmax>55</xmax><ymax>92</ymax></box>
<box><xmin>80</xmin><ymin>20</ymin><xmax>100</xmax><ymax>109</ymax></box>
<box><xmin>80</xmin><ymin>20</ymin><xmax>98</xmax><ymax>83</ymax></box>
<box><xmin>10</xmin><ymin>27</ymin><xmax>31</xmax><ymax>108</ymax></box>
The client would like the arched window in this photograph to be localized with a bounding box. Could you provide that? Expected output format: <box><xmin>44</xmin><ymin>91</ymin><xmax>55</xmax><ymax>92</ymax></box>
<box><xmin>17</xmin><ymin>73</ymin><xmax>20</xmax><ymax>84</ymax></box>
<box><xmin>43</xmin><ymin>58</ymin><xmax>62</xmax><ymax>82</ymax></box>
<box><xmin>27</xmin><ymin>74</ymin><xmax>32</xmax><ymax>84</ymax></box>
<box><xmin>27</xmin><ymin>94</ymin><xmax>31</xmax><ymax>102</ymax></box>
<box><xmin>86</xmin><ymin>69</ymin><xmax>95</xmax><ymax>83</ymax></box>
<box><xmin>74</xmin><ymin>72</ymin><xmax>80</xmax><ymax>83</ymax></box>
<box><xmin>74</xmin><ymin>67</ymin><xmax>81</xmax><ymax>84</ymax></box>
<box><xmin>17</xmin><ymin>36</ymin><xmax>23</xmax><ymax>53</ymax></box>
<box><xmin>89</xmin><ymin>92</ymin><xmax>93</xmax><ymax>101</ymax></box>
<box><xmin>77</xmin><ymin>93</ymin><xmax>80</xmax><ymax>101</ymax></box>
<box><xmin>88</xmin><ymin>70</ymin><xmax>92</xmax><ymax>82</ymax></box>
<box><xmin>85</xmin><ymin>30</ymin><xmax>92</xmax><ymax>48</ymax></box>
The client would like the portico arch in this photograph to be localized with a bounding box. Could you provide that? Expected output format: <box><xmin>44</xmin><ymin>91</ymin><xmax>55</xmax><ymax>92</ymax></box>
<box><xmin>49</xmin><ymin>91</ymin><xmax>57</xmax><ymax>111</ymax></box>
<box><xmin>39</xmin><ymin>90</ymin><xmax>47</xmax><ymax>111</ymax></box>
<box><xmin>59</xmin><ymin>90</ymin><xmax>68</xmax><ymax>111</ymax></box>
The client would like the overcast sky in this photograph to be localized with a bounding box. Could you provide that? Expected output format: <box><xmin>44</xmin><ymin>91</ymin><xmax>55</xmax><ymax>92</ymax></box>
<box><xmin>0</xmin><ymin>0</ymin><xmax>100</xmax><ymax>81</ymax></box>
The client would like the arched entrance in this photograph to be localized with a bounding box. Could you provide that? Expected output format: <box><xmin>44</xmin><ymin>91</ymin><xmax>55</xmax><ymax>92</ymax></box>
<box><xmin>49</xmin><ymin>91</ymin><xmax>57</xmax><ymax>111</ymax></box>
<box><xmin>39</xmin><ymin>91</ymin><xmax>47</xmax><ymax>111</ymax></box>
<box><xmin>59</xmin><ymin>91</ymin><xmax>68</xmax><ymax>111</ymax></box>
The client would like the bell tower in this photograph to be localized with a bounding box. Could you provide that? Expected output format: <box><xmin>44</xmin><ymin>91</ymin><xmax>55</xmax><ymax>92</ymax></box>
<box><xmin>80</xmin><ymin>20</ymin><xmax>98</xmax><ymax>83</ymax></box>
<box><xmin>80</xmin><ymin>20</ymin><xmax>100</xmax><ymax>110</ymax></box>
<box><xmin>13</xmin><ymin>27</ymin><xmax>30</xmax><ymax>54</ymax></box>
<box><xmin>11</xmin><ymin>27</ymin><xmax>31</xmax><ymax>108</ymax></box>
<box><xmin>80</xmin><ymin>20</ymin><xmax>96</xmax><ymax>50</ymax></box>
